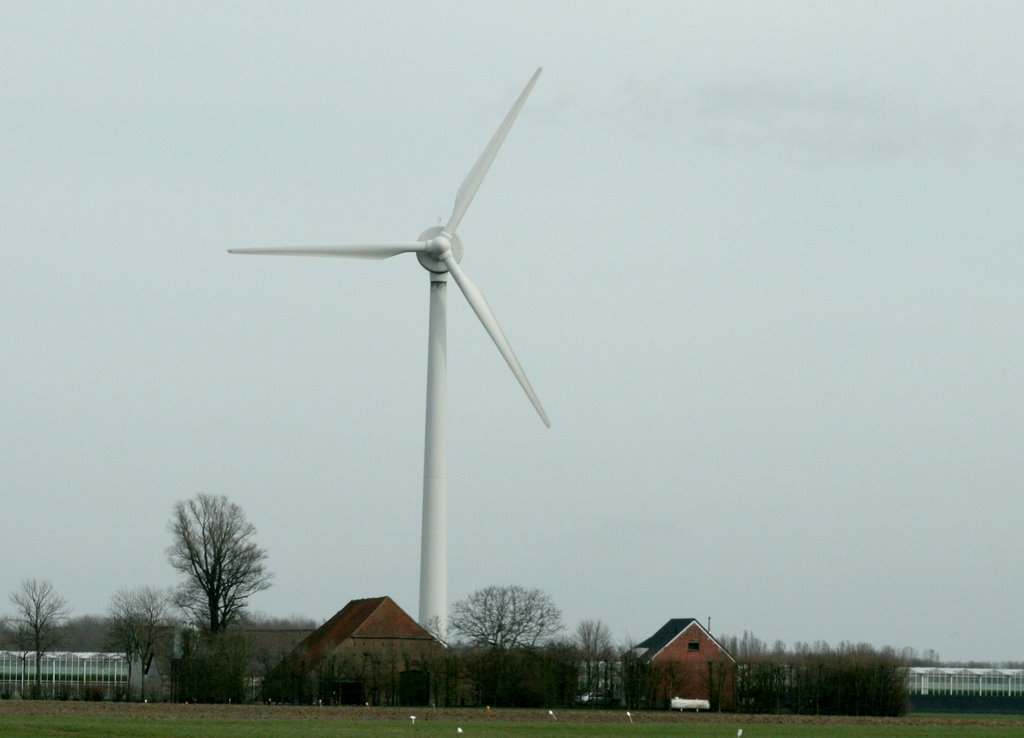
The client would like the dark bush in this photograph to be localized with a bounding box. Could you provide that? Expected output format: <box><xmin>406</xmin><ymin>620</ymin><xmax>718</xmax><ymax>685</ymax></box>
<box><xmin>736</xmin><ymin>643</ymin><xmax>907</xmax><ymax>717</ymax></box>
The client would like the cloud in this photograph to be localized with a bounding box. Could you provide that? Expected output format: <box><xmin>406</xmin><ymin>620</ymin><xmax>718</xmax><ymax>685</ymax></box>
<box><xmin>617</xmin><ymin>74</ymin><xmax>1022</xmax><ymax>167</ymax></box>
<box><xmin>691</xmin><ymin>81</ymin><xmax>905</xmax><ymax>163</ymax></box>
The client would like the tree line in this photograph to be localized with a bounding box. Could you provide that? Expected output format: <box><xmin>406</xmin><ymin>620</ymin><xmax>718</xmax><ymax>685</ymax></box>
<box><xmin>0</xmin><ymin>492</ymin><xmax>923</xmax><ymax>714</ymax></box>
<box><xmin>718</xmin><ymin>632</ymin><xmax>908</xmax><ymax>716</ymax></box>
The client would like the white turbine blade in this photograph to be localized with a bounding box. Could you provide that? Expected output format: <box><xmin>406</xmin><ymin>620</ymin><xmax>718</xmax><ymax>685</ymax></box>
<box><xmin>443</xmin><ymin>254</ymin><xmax>550</xmax><ymax>428</ymax></box>
<box><xmin>228</xmin><ymin>243</ymin><xmax>427</xmax><ymax>259</ymax></box>
<box><xmin>445</xmin><ymin>67</ymin><xmax>542</xmax><ymax>234</ymax></box>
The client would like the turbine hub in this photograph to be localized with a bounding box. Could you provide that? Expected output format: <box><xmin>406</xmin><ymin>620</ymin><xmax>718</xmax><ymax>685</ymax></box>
<box><xmin>416</xmin><ymin>226</ymin><xmax>463</xmax><ymax>274</ymax></box>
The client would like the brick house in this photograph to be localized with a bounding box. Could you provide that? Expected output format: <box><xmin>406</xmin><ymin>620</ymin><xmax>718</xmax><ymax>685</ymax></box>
<box><xmin>630</xmin><ymin>618</ymin><xmax>736</xmax><ymax>710</ymax></box>
<box><xmin>267</xmin><ymin>596</ymin><xmax>444</xmax><ymax>706</ymax></box>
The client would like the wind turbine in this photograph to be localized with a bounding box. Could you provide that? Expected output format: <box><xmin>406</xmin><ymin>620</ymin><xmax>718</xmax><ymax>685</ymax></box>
<box><xmin>230</xmin><ymin>68</ymin><xmax>549</xmax><ymax>635</ymax></box>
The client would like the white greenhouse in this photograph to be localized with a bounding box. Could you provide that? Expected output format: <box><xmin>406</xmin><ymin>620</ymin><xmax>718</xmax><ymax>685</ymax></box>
<box><xmin>908</xmin><ymin>667</ymin><xmax>1024</xmax><ymax>697</ymax></box>
<box><xmin>0</xmin><ymin>651</ymin><xmax>131</xmax><ymax>699</ymax></box>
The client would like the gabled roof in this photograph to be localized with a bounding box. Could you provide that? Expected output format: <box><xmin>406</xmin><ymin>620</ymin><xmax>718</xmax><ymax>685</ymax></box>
<box><xmin>635</xmin><ymin>618</ymin><xmax>697</xmax><ymax>656</ymax></box>
<box><xmin>295</xmin><ymin>596</ymin><xmax>437</xmax><ymax>664</ymax></box>
<box><xmin>634</xmin><ymin>618</ymin><xmax>735</xmax><ymax>663</ymax></box>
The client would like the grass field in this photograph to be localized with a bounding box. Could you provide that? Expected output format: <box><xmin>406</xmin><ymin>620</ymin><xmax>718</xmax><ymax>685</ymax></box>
<box><xmin>2</xmin><ymin>703</ymin><xmax>1024</xmax><ymax>738</ymax></box>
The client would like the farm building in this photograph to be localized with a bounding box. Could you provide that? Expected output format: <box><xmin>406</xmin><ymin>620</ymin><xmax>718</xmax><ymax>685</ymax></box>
<box><xmin>0</xmin><ymin>650</ymin><xmax>131</xmax><ymax>699</ymax></box>
<box><xmin>264</xmin><ymin>596</ymin><xmax>445</xmax><ymax>706</ymax></box>
<box><xmin>908</xmin><ymin>666</ymin><xmax>1024</xmax><ymax>695</ymax></box>
<box><xmin>98</xmin><ymin>622</ymin><xmax>316</xmax><ymax>703</ymax></box>
<box><xmin>907</xmin><ymin>666</ymin><xmax>1024</xmax><ymax>713</ymax></box>
<box><xmin>238</xmin><ymin>627</ymin><xmax>314</xmax><ymax>701</ymax></box>
<box><xmin>629</xmin><ymin>618</ymin><xmax>736</xmax><ymax>710</ymax></box>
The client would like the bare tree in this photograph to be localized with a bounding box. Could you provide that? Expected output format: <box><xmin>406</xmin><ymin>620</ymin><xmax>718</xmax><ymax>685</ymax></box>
<box><xmin>719</xmin><ymin>630</ymin><xmax>769</xmax><ymax>660</ymax></box>
<box><xmin>450</xmin><ymin>585</ymin><xmax>562</xmax><ymax>649</ymax></box>
<box><xmin>9</xmin><ymin>578</ymin><xmax>71</xmax><ymax>688</ymax></box>
<box><xmin>107</xmin><ymin>586</ymin><xmax>171</xmax><ymax>700</ymax></box>
<box><xmin>166</xmin><ymin>493</ymin><xmax>273</xmax><ymax>632</ymax></box>
<box><xmin>575</xmin><ymin>619</ymin><xmax>615</xmax><ymax>702</ymax></box>
<box><xmin>241</xmin><ymin>611</ymin><xmax>318</xmax><ymax>629</ymax></box>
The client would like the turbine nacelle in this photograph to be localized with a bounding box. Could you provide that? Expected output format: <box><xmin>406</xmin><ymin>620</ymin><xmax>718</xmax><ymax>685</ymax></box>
<box><xmin>417</xmin><ymin>227</ymin><xmax>463</xmax><ymax>275</ymax></box>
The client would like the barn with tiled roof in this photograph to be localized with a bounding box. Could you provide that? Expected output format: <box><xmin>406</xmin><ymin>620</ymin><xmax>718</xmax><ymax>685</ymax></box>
<box><xmin>273</xmin><ymin>596</ymin><xmax>444</xmax><ymax>706</ymax></box>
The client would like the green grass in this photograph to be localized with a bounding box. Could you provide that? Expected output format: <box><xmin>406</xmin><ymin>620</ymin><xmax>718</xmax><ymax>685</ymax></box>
<box><xmin>2</xmin><ymin>716</ymin><xmax>1024</xmax><ymax>738</ymax></box>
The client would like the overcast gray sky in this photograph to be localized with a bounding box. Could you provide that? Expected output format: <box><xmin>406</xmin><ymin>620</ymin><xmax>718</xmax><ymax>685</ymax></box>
<box><xmin>2</xmin><ymin>1</ymin><xmax>1021</xmax><ymax>662</ymax></box>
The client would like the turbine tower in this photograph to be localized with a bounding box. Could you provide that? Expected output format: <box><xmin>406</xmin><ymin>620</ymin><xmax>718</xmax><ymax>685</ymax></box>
<box><xmin>230</xmin><ymin>69</ymin><xmax>549</xmax><ymax>635</ymax></box>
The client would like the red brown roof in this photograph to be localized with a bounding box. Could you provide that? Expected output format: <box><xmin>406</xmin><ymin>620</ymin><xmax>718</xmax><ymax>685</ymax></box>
<box><xmin>295</xmin><ymin>596</ymin><xmax>437</xmax><ymax>664</ymax></box>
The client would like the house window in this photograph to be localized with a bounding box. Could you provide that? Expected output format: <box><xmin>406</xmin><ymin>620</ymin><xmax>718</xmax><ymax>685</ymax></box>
<box><xmin>688</xmin><ymin>641</ymin><xmax>700</xmax><ymax>652</ymax></box>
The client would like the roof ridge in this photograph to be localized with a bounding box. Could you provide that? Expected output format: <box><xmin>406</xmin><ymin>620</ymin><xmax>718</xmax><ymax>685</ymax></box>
<box><xmin>291</xmin><ymin>596</ymin><xmax>436</xmax><ymax>665</ymax></box>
